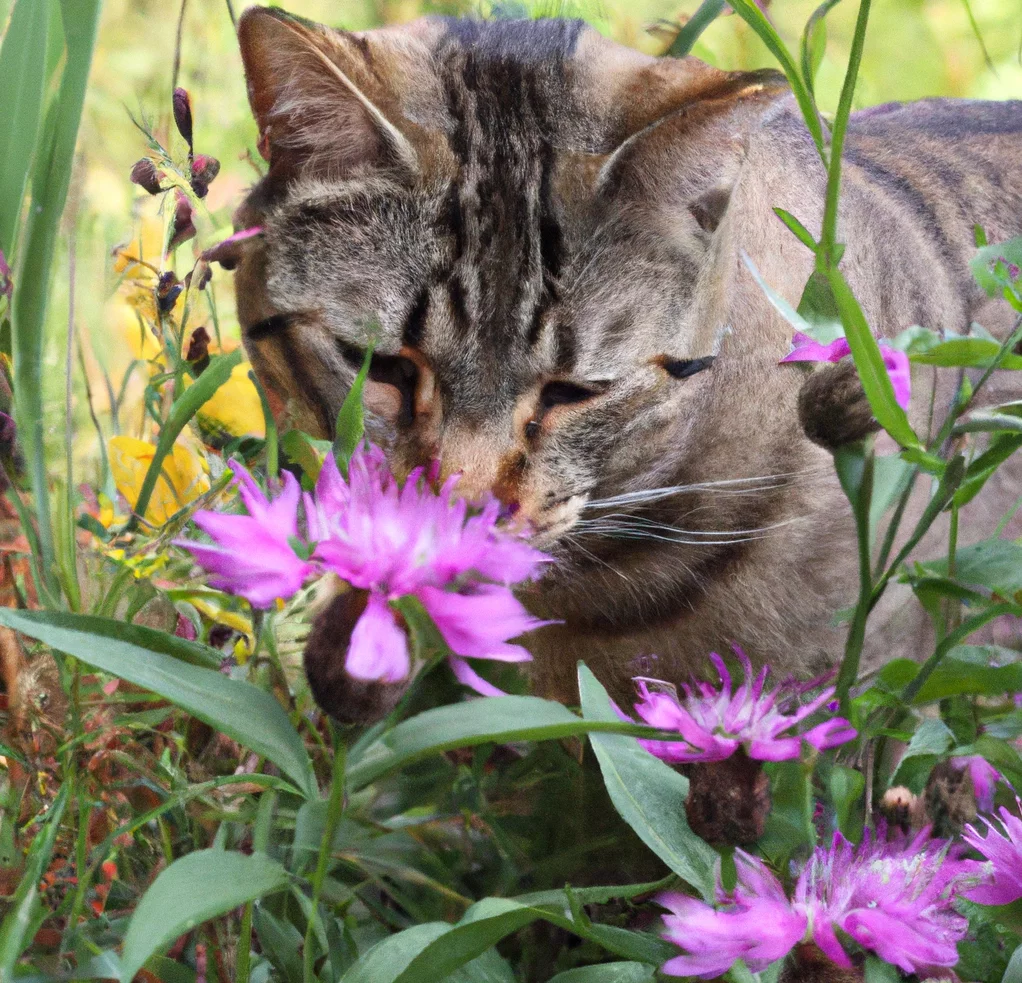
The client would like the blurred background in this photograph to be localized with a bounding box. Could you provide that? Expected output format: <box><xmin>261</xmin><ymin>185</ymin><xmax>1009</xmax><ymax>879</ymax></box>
<box><xmin>4</xmin><ymin>0</ymin><xmax>1022</xmax><ymax>485</ymax></box>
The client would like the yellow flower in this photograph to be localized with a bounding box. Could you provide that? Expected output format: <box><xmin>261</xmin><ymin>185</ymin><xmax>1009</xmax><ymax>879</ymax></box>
<box><xmin>187</xmin><ymin>360</ymin><xmax>266</xmax><ymax>441</ymax></box>
<box><xmin>108</xmin><ymin>434</ymin><xmax>210</xmax><ymax>526</ymax></box>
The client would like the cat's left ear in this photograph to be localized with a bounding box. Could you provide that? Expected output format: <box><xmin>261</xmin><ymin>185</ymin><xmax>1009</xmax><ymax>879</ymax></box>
<box><xmin>237</xmin><ymin>7</ymin><xmax>418</xmax><ymax>183</ymax></box>
<box><xmin>595</xmin><ymin>64</ymin><xmax>787</xmax><ymax>234</ymax></box>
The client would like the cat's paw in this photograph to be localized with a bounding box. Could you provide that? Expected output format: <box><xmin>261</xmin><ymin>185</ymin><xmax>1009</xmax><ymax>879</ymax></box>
<box><xmin>797</xmin><ymin>358</ymin><xmax>879</xmax><ymax>450</ymax></box>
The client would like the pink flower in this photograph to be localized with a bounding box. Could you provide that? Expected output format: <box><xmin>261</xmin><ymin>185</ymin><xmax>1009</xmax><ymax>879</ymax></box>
<box><xmin>963</xmin><ymin>799</ymin><xmax>1022</xmax><ymax>905</ymax></box>
<box><xmin>659</xmin><ymin>829</ymin><xmax>977</xmax><ymax>978</ymax></box>
<box><xmin>176</xmin><ymin>463</ymin><xmax>314</xmax><ymax>608</ymax></box>
<box><xmin>309</xmin><ymin>449</ymin><xmax>550</xmax><ymax>690</ymax></box>
<box><xmin>659</xmin><ymin>855</ymin><xmax>807</xmax><ymax>977</ymax></box>
<box><xmin>178</xmin><ymin>446</ymin><xmax>551</xmax><ymax>695</ymax></box>
<box><xmin>952</xmin><ymin>755</ymin><xmax>1003</xmax><ymax>812</ymax></box>
<box><xmin>629</xmin><ymin>648</ymin><xmax>856</xmax><ymax>764</ymax></box>
<box><xmin>781</xmin><ymin>331</ymin><xmax>911</xmax><ymax>410</ymax></box>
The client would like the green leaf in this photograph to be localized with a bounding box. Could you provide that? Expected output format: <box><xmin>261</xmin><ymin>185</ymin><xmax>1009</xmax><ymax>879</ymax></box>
<box><xmin>341</xmin><ymin>923</ymin><xmax>452</xmax><ymax>983</ymax></box>
<box><xmin>954</xmin><ymin>433</ymin><xmax>1022</xmax><ymax>508</ymax></box>
<box><xmin>800</xmin><ymin>0</ymin><xmax>841</xmax><ymax>97</ymax></box>
<box><xmin>826</xmin><ymin>268</ymin><xmax>918</xmax><ymax>448</ymax></box>
<box><xmin>796</xmin><ymin>269</ymin><xmax>843</xmax><ymax>341</ymax></box>
<box><xmin>742</xmin><ymin>252</ymin><xmax>815</xmax><ymax>337</ymax></box>
<box><xmin>758</xmin><ymin>760</ymin><xmax>815</xmax><ymax>863</ymax></box>
<box><xmin>665</xmin><ymin>0</ymin><xmax>726</xmax><ymax>57</ymax></box>
<box><xmin>827</xmin><ymin>765</ymin><xmax>865</xmax><ymax>836</ymax></box>
<box><xmin>890</xmin><ymin>718</ymin><xmax>953</xmax><ymax>786</ymax></box>
<box><xmin>578</xmin><ymin>664</ymin><xmax>717</xmax><ymax>899</ymax></box>
<box><xmin>774</xmin><ymin>207</ymin><xmax>817</xmax><ymax>252</ymax></box>
<box><xmin>0</xmin><ymin>782</ymin><xmax>69</xmax><ymax>976</ymax></box>
<box><xmin>281</xmin><ymin>429</ymin><xmax>332</xmax><ymax>483</ymax></box>
<box><xmin>864</xmin><ymin>956</ymin><xmax>901</xmax><ymax>983</ymax></box>
<box><xmin>970</xmin><ymin>237</ymin><xmax>1022</xmax><ymax>297</ymax></box>
<box><xmin>129</xmin><ymin>350</ymin><xmax>243</xmax><ymax>528</ymax></box>
<box><xmin>119</xmin><ymin>850</ymin><xmax>291</xmax><ymax>983</ymax></box>
<box><xmin>0</xmin><ymin>608</ymin><xmax>317</xmax><ymax>799</ymax></box>
<box><xmin>0</xmin><ymin>0</ymin><xmax>50</xmax><ymax>257</ymax></box>
<box><xmin>334</xmin><ymin>340</ymin><xmax>374</xmax><ymax>468</ymax></box>
<box><xmin>911</xmin><ymin>338</ymin><xmax>1022</xmax><ymax>370</ymax></box>
<box><xmin>882</xmin><ymin>647</ymin><xmax>1022</xmax><ymax>704</ymax></box>
<box><xmin>346</xmin><ymin>694</ymin><xmax>667</xmax><ymax>792</ymax></box>
<box><xmin>547</xmin><ymin>965</ymin><xmax>655</xmax><ymax>983</ymax></box>
<box><xmin>1002</xmin><ymin>943</ymin><xmax>1022</xmax><ymax>983</ymax></box>
<box><xmin>390</xmin><ymin>897</ymin><xmax>673</xmax><ymax>982</ymax></box>
<box><xmin>921</xmin><ymin>538</ymin><xmax>1022</xmax><ymax>599</ymax></box>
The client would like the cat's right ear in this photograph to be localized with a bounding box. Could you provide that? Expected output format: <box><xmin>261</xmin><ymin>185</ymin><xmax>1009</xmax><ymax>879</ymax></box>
<box><xmin>237</xmin><ymin>7</ymin><xmax>417</xmax><ymax>183</ymax></box>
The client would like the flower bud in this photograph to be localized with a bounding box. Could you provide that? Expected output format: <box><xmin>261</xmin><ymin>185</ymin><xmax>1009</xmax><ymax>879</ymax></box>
<box><xmin>172</xmin><ymin>87</ymin><xmax>193</xmax><ymax>151</ymax></box>
<box><xmin>186</xmin><ymin>326</ymin><xmax>211</xmax><ymax>373</ymax></box>
<box><xmin>0</xmin><ymin>248</ymin><xmax>11</xmax><ymax>302</ymax></box>
<box><xmin>189</xmin><ymin>154</ymin><xmax>221</xmax><ymax>199</ymax></box>
<box><xmin>129</xmin><ymin>158</ymin><xmax>164</xmax><ymax>196</ymax></box>
<box><xmin>156</xmin><ymin>271</ymin><xmax>183</xmax><ymax>315</ymax></box>
<box><xmin>684</xmin><ymin>749</ymin><xmax>770</xmax><ymax>846</ymax></box>
<box><xmin>168</xmin><ymin>191</ymin><xmax>196</xmax><ymax>253</ymax></box>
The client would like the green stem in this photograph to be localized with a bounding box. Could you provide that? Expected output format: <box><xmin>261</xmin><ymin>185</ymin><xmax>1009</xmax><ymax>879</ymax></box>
<box><xmin>818</xmin><ymin>0</ymin><xmax>873</xmax><ymax>266</ymax></box>
<box><xmin>237</xmin><ymin>903</ymin><xmax>254</xmax><ymax>983</ymax></box>
<box><xmin>304</xmin><ymin>734</ymin><xmax>346</xmax><ymax>983</ymax></box>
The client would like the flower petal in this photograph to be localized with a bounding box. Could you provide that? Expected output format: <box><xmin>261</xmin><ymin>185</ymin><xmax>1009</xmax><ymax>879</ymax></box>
<box><xmin>780</xmin><ymin>333</ymin><xmax>851</xmax><ymax>363</ymax></box>
<box><xmin>345</xmin><ymin>593</ymin><xmax>411</xmax><ymax>683</ymax></box>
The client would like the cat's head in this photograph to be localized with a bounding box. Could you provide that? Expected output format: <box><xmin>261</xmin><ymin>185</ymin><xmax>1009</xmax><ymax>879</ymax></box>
<box><xmin>231</xmin><ymin>8</ymin><xmax>793</xmax><ymax>598</ymax></box>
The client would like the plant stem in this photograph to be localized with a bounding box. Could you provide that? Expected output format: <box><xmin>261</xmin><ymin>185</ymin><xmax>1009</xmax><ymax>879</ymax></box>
<box><xmin>304</xmin><ymin>732</ymin><xmax>346</xmax><ymax>983</ymax></box>
<box><xmin>818</xmin><ymin>0</ymin><xmax>873</xmax><ymax>267</ymax></box>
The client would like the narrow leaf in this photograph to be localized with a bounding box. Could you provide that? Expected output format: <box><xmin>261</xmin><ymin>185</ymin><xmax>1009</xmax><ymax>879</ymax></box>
<box><xmin>334</xmin><ymin>340</ymin><xmax>374</xmax><ymax>467</ymax></box>
<box><xmin>578</xmin><ymin>664</ymin><xmax>717</xmax><ymax>899</ymax></box>
<box><xmin>119</xmin><ymin>850</ymin><xmax>291</xmax><ymax>983</ymax></box>
<box><xmin>666</xmin><ymin>0</ymin><xmax>726</xmax><ymax>57</ymax></box>
<box><xmin>0</xmin><ymin>607</ymin><xmax>317</xmax><ymax>798</ymax></box>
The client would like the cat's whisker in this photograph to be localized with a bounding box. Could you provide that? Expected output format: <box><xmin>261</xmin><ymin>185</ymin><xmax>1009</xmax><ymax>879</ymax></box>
<box><xmin>575</xmin><ymin>514</ymin><xmax>808</xmax><ymax>543</ymax></box>
<box><xmin>561</xmin><ymin>533</ymin><xmax>634</xmax><ymax>583</ymax></box>
<box><xmin>583</xmin><ymin>468</ymin><xmax>829</xmax><ymax>510</ymax></box>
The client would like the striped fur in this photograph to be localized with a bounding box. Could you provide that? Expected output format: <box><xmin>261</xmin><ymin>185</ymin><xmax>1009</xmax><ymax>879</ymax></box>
<box><xmin>233</xmin><ymin>7</ymin><xmax>1022</xmax><ymax>705</ymax></box>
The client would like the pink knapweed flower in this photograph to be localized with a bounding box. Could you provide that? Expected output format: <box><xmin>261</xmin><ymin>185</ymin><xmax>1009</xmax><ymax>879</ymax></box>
<box><xmin>963</xmin><ymin>798</ymin><xmax>1022</xmax><ymax>905</ymax></box>
<box><xmin>178</xmin><ymin>464</ymin><xmax>314</xmax><ymax>608</ymax></box>
<box><xmin>660</xmin><ymin>828</ymin><xmax>976</xmax><ymax>978</ymax></box>
<box><xmin>308</xmin><ymin>448</ymin><xmax>550</xmax><ymax>692</ymax></box>
<box><xmin>629</xmin><ymin>648</ymin><xmax>856</xmax><ymax>763</ymax></box>
<box><xmin>952</xmin><ymin>754</ymin><xmax>1003</xmax><ymax>812</ymax></box>
<box><xmin>781</xmin><ymin>331</ymin><xmax>911</xmax><ymax>410</ymax></box>
<box><xmin>179</xmin><ymin>446</ymin><xmax>550</xmax><ymax>695</ymax></box>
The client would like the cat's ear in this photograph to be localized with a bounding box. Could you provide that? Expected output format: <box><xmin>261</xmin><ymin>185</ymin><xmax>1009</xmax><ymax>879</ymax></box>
<box><xmin>594</xmin><ymin>61</ymin><xmax>787</xmax><ymax>230</ymax></box>
<box><xmin>237</xmin><ymin>7</ymin><xmax>417</xmax><ymax>182</ymax></box>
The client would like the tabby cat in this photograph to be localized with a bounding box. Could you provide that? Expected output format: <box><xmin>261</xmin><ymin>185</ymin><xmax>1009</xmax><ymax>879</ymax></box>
<box><xmin>229</xmin><ymin>5</ymin><xmax>1022</xmax><ymax>713</ymax></box>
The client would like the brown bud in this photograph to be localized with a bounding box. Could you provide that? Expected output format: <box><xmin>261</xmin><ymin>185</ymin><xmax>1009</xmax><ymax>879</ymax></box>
<box><xmin>779</xmin><ymin>944</ymin><xmax>863</xmax><ymax>983</ymax></box>
<box><xmin>798</xmin><ymin>358</ymin><xmax>879</xmax><ymax>451</ymax></box>
<box><xmin>168</xmin><ymin>191</ymin><xmax>196</xmax><ymax>253</ymax></box>
<box><xmin>921</xmin><ymin>760</ymin><xmax>977</xmax><ymax>838</ymax></box>
<box><xmin>156</xmin><ymin>270</ymin><xmax>183</xmax><ymax>314</ymax></box>
<box><xmin>172</xmin><ymin>87</ymin><xmax>193</xmax><ymax>151</ymax></box>
<box><xmin>684</xmin><ymin>750</ymin><xmax>770</xmax><ymax>846</ymax></box>
<box><xmin>189</xmin><ymin>154</ymin><xmax>221</xmax><ymax>199</ymax></box>
<box><xmin>303</xmin><ymin>588</ymin><xmax>410</xmax><ymax>724</ymax></box>
<box><xmin>130</xmin><ymin>158</ymin><xmax>165</xmax><ymax>196</ymax></box>
<box><xmin>186</xmin><ymin>326</ymin><xmax>211</xmax><ymax>373</ymax></box>
<box><xmin>878</xmin><ymin>785</ymin><xmax>918</xmax><ymax>833</ymax></box>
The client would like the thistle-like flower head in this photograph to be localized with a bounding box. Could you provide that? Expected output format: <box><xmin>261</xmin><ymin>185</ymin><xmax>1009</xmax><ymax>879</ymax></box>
<box><xmin>963</xmin><ymin>797</ymin><xmax>1022</xmax><ymax>905</ymax></box>
<box><xmin>659</xmin><ymin>827</ymin><xmax>978</xmax><ymax>978</ymax></box>
<box><xmin>631</xmin><ymin>648</ymin><xmax>856</xmax><ymax>764</ymax></box>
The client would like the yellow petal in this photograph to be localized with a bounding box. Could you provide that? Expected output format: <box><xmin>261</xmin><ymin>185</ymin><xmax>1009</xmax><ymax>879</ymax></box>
<box><xmin>186</xmin><ymin>361</ymin><xmax>266</xmax><ymax>441</ymax></box>
<box><xmin>108</xmin><ymin>435</ymin><xmax>211</xmax><ymax>526</ymax></box>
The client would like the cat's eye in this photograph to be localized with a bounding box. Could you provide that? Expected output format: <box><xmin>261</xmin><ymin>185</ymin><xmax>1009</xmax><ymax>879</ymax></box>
<box><xmin>662</xmin><ymin>356</ymin><xmax>715</xmax><ymax>379</ymax></box>
<box><xmin>539</xmin><ymin>380</ymin><xmax>604</xmax><ymax>410</ymax></box>
<box><xmin>339</xmin><ymin>342</ymin><xmax>419</xmax><ymax>424</ymax></box>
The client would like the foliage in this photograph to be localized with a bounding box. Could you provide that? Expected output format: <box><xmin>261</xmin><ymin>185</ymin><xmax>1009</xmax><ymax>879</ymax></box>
<box><xmin>0</xmin><ymin>0</ymin><xmax>1020</xmax><ymax>981</ymax></box>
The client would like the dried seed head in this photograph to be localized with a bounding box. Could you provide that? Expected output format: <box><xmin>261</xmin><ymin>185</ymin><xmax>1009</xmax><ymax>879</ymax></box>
<box><xmin>922</xmin><ymin>759</ymin><xmax>977</xmax><ymax>838</ymax></box>
<box><xmin>168</xmin><ymin>191</ymin><xmax>196</xmax><ymax>253</ymax></box>
<box><xmin>172</xmin><ymin>87</ymin><xmax>193</xmax><ymax>151</ymax></box>
<box><xmin>684</xmin><ymin>749</ymin><xmax>771</xmax><ymax>846</ymax></box>
<box><xmin>129</xmin><ymin>158</ymin><xmax>165</xmax><ymax>196</ymax></box>
<box><xmin>189</xmin><ymin>154</ymin><xmax>221</xmax><ymax>199</ymax></box>
<box><xmin>303</xmin><ymin>588</ymin><xmax>410</xmax><ymax>725</ymax></box>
